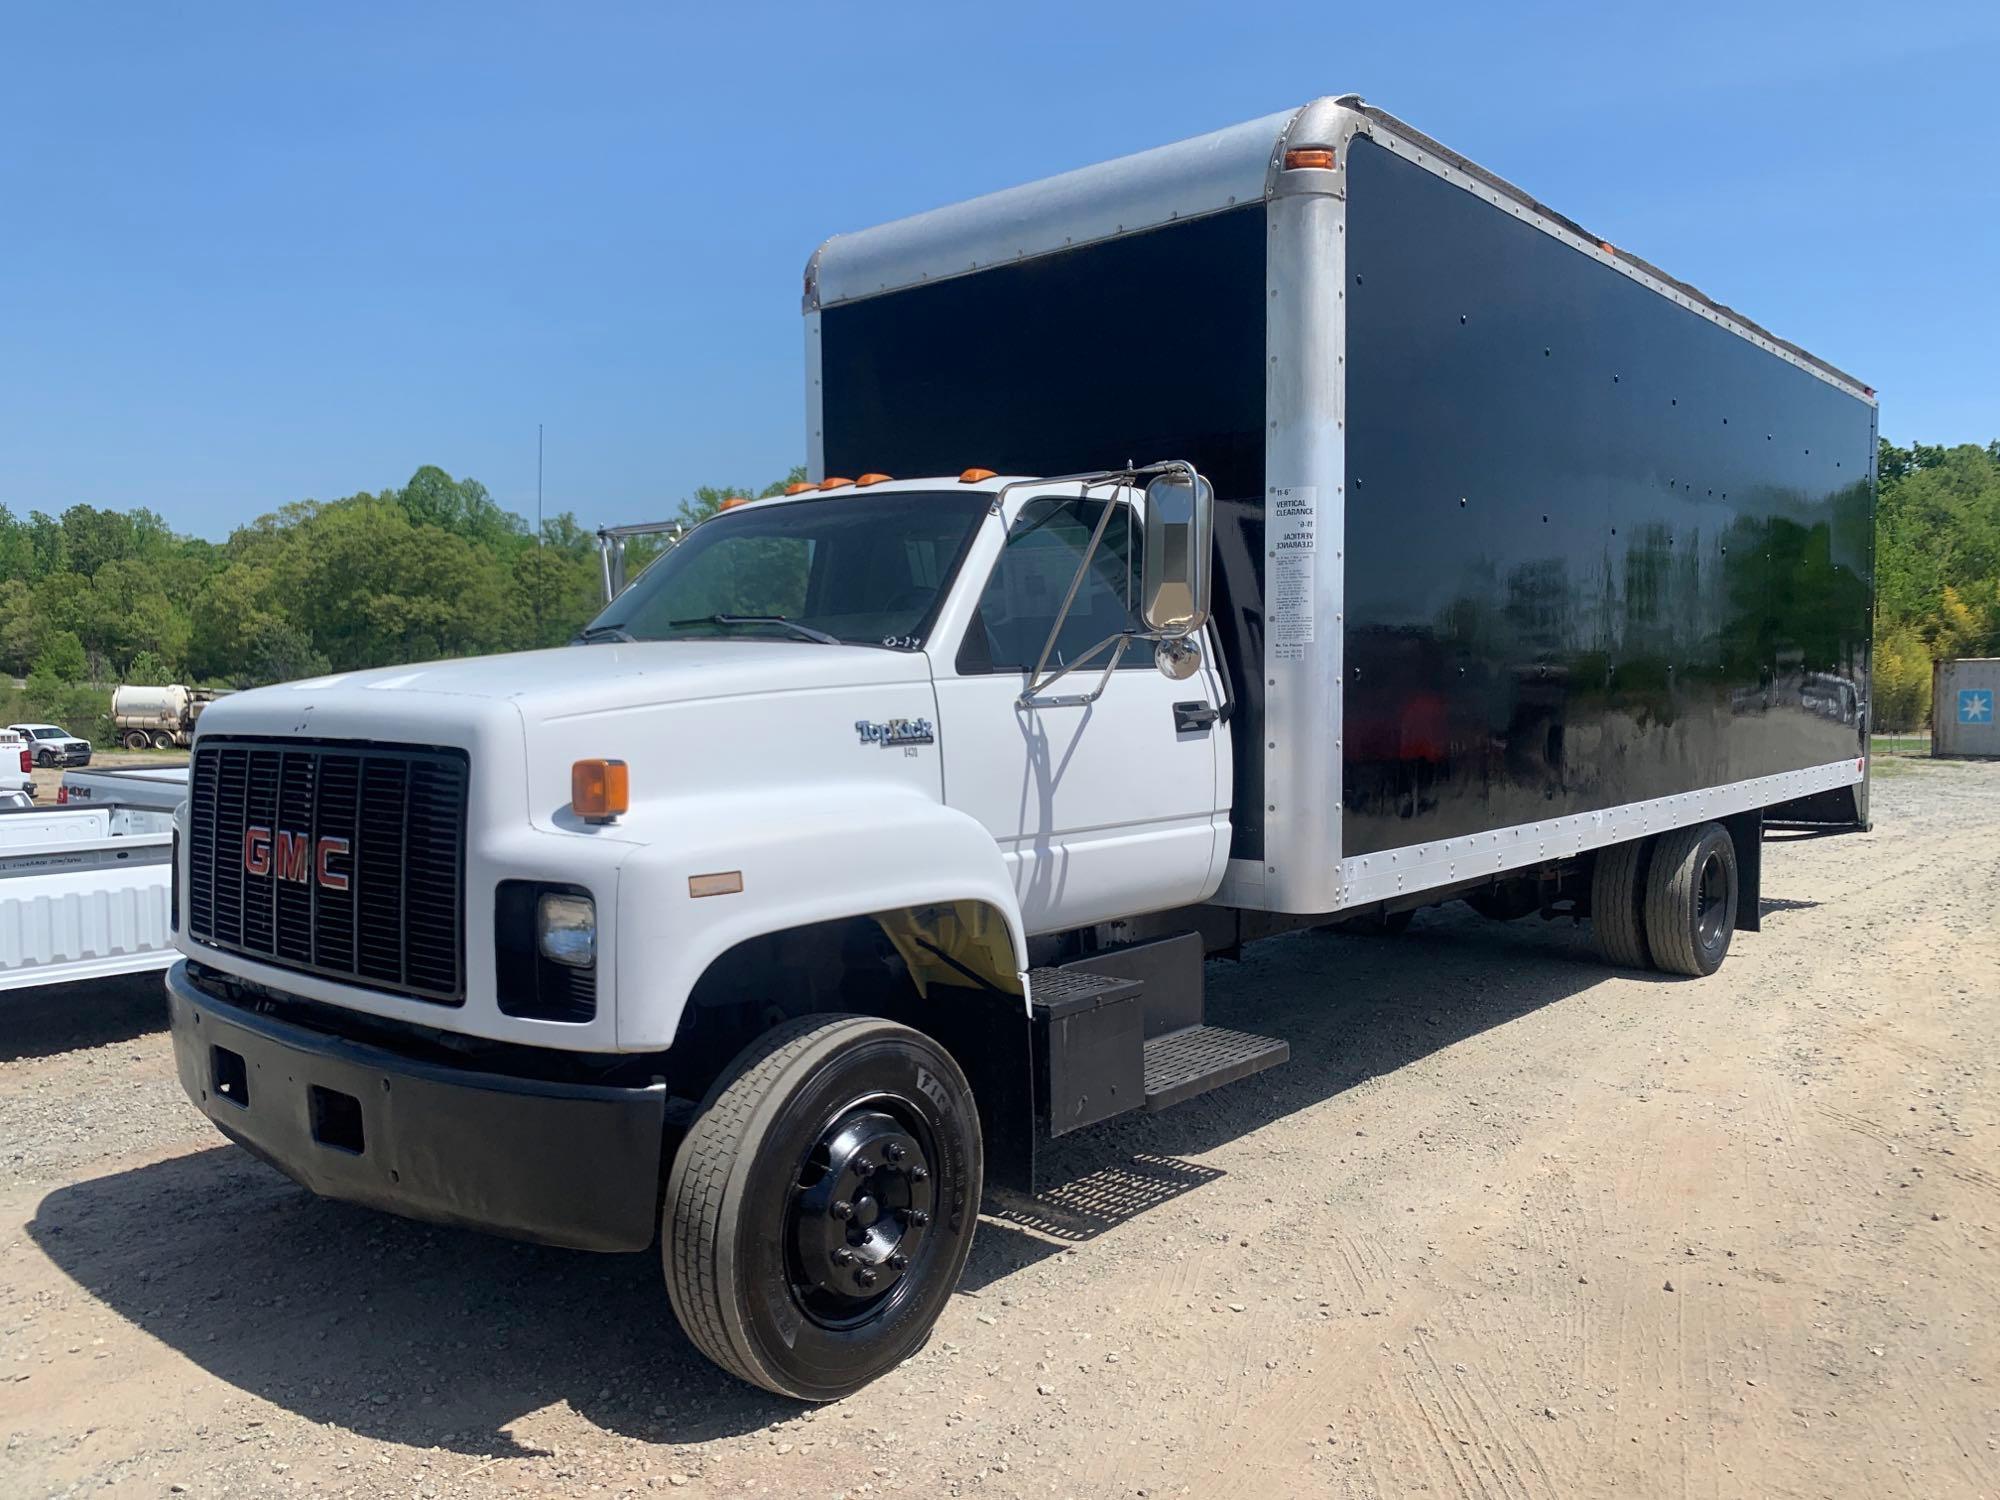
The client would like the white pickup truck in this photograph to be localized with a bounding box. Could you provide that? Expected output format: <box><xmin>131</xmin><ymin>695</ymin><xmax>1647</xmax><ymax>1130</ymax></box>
<box><xmin>165</xmin><ymin>96</ymin><xmax>1875</xmax><ymax>1399</ymax></box>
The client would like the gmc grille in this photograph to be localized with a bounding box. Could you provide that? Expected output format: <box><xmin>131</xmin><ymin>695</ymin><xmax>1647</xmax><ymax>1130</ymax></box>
<box><xmin>188</xmin><ymin>738</ymin><xmax>469</xmax><ymax>1004</ymax></box>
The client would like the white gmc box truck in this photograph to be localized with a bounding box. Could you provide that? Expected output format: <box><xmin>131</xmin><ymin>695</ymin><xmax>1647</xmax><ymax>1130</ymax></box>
<box><xmin>167</xmin><ymin>96</ymin><xmax>1876</xmax><ymax>1399</ymax></box>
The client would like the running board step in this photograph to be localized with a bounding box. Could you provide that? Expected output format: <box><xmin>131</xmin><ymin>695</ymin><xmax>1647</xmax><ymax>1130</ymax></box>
<box><xmin>1142</xmin><ymin>1025</ymin><xmax>1289</xmax><ymax>1113</ymax></box>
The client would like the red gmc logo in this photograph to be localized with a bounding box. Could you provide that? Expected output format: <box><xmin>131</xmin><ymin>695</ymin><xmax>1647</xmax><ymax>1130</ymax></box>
<box><xmin>243</xmin><ymin>827</ymin><xmax>350</xmax><ymax>891</ymax></box>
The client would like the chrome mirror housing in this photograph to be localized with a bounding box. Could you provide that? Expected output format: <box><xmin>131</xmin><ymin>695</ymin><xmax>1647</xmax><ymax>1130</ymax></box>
<box><xmin>1140</xmin><ymin>469</ymin><xmax>1214</xmax><ymax>637</ymax></box>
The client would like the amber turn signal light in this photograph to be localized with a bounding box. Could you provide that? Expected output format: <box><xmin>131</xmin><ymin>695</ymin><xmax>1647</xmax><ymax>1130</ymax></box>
<box><xmin>572</xmin><ymin>759</ymin><xmax>629</xmax><ymax>822</ymax></box>
<box><xmin>1283</xmin><ymin>147</ymin><xmax>1335</xmax><ymax>170</ymax></box>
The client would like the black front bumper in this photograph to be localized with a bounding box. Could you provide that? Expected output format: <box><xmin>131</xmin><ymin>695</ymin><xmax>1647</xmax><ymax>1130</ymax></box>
<box><xmin>166</xmin><ymin>962</ymin><xmax>666</xmax><ymax>1252</ymax></box>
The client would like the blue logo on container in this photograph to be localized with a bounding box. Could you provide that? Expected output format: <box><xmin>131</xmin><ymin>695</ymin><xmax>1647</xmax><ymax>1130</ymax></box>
<box><xmin>1961</xmin><ymin>688</ymin><xmax>1994</xmax><ymax>725</ymax></box>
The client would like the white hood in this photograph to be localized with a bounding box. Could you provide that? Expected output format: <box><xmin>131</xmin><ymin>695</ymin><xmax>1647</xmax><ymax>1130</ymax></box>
<box><xmin>192</xmin><ymin>639</ymin><xmax>945</xmax><ymax>840</ymax></box>
<box><xmin>225</xmin><ymin>640</ymin><xmax>927</xmax><ymax>713</ymax></box>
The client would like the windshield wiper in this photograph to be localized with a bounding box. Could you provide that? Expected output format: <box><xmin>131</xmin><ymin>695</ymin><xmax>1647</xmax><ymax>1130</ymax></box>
<box><xmin>574</xmin><ymin>623</ymin><xmax>637</xmax><ymax>644</ymax></box>
<box><xmin>667</xmin><ymin>614</ymin><xmax>842</xmax><ymax>645</ymax></box>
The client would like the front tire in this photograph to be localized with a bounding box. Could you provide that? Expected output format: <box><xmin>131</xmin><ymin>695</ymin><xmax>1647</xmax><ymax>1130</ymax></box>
<box><xmin>664</xmin><ymin>1014</ymin><xmax>983</xmax><ymax>1401</ymax></box>
<box><xmin>1643</xmin><ymin>823</ymin><xmax>1738</xmax><ymax>976</ymax></box>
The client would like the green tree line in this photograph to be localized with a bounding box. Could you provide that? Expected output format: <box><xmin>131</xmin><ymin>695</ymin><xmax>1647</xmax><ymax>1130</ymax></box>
<box><xmin>0</xmin><ymin>464</ymin><xmax>800</xmax><ymax>741</ymax></box>
<box><xmin>1</xmin><ymin>442</ymin><xmax>1987</xmax><ymax>740</ymax></box>
<box><xmin>1873</xmin><ymin>438</ymin><xmax>2000</xmax><ymax>730</ymax></box>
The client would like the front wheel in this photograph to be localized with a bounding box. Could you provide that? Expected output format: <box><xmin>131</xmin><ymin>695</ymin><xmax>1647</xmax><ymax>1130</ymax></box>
<box><xmin>35</xmin><ymin>749</ymin><xmax>54</xmax><ymax>767</ymax></box>
<box><xmin>663</xmin><ymin>1014</ymin><xmax>983</xmax><ymax>1401</ymax></box>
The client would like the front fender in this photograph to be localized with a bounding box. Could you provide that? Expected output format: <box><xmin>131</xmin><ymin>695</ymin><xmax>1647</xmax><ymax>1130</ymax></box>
<box><xmin>612</xmin><ymin>785</ymin><xmax>1029</xmax><ymax>1049</ymax></box>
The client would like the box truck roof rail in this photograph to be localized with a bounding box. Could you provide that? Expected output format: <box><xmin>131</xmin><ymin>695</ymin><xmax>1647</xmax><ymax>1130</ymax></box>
<box><xmin>806</xmin><ymin>94</ymin><xmax>1870</xmax><ymax>403</ymax></box>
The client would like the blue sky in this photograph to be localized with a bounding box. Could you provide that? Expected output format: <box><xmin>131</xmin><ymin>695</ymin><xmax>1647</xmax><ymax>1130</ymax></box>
<box><xmin>2</xmin><ymin>1</ymin><xmax>1995</xmax><ymax>539</ymax></box>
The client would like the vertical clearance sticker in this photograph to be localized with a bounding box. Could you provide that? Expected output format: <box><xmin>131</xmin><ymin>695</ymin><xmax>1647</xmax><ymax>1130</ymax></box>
<box><xmin>1269</xmin><ymin>486</ymin><xmax>1317</xmax><ymax>662</ymax></box>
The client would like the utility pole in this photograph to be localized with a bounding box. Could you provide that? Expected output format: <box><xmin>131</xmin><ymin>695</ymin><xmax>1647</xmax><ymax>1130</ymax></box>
<box><xmin>534</xmin><ymin>423</ymin><xmax>545</xmax><ymax>642</ymax></box>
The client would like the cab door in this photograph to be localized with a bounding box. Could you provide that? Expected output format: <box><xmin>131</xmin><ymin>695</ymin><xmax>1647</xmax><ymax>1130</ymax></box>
<box><xmin>932</xmin><ymin>492</ymin><xmax>1230</xmax><ymax>934</ymax></box>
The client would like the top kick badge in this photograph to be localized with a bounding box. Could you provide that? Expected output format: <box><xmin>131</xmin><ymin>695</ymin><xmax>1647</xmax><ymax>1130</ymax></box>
<box><xmin>243</xmin><ymin>827</ymin><xmax>351</xmax><ymax>891</ymax></box>
<box><xmin>855</xmin><ymin>717</ymin><xmax>935</xmax><ymax>748</ymax></box>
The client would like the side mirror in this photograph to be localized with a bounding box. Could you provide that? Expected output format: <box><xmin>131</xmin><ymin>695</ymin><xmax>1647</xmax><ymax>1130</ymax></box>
<box><xmin>1140</xmin><ymin>470</ymin><xmax>1214</xmax><ymax>637</ymax></box>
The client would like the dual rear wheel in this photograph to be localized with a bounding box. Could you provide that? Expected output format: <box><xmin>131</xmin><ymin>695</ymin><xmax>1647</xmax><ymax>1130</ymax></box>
<box><xmin>1591</xmin><ymin>822</ymin><xmax>1739</xmax><ymax>976</ymax></box>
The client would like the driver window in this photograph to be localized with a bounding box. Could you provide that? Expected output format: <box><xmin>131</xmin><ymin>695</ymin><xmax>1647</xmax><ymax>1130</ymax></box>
<box><xmin>958</xmin><ymin>497</ymin><xmax>1155</xmax><ymax>673</ymax></box>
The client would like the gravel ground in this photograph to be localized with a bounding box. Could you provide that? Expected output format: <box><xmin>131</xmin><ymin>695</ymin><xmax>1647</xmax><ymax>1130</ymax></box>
<box><xmin>2</xmin><ymin>759</ymin><xmax>1996</xmax><ymax>1499</ymax></box>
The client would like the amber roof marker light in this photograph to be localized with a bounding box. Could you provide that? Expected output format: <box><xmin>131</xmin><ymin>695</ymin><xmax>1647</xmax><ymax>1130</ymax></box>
<box><xmin>1283</xmin><ymin>147</ymin><xmax>1336</xmax><ymax>171</ymax></box>
<box><xmin>855</xmin><ymin>473</ymin><xmax>893</xmax><ymax>486</ymax></box>
<box><xmin>959</xmin><ymin>467</ymin><xmax>997</xmax><ymax>483</ymax></box>
<box><xmin>784</xmin><ymin>481</ymin><xmax>813</xmax><ymax>496</ymax></box>
<box><xmin>818</xmin><ymin>477</ymin><xmax>855</xmax><ymax>491</ymax></box>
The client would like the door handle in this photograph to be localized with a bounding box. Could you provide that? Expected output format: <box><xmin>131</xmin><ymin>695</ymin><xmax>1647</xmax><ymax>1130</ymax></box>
<box><xmin>1173</xmin><ymin>701</ymin><xmax>1220</xmax><ymax>733</ymax></box>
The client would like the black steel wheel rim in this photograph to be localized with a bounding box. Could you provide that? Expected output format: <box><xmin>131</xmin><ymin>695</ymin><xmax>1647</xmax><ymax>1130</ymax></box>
<box><xmin>1696</xmin><ymin>849</ymin><xmax>1730</xmax><ymax>948</ymax></box>
<box><xmin>785</xmin><ymin>1095</ymin><xmax>939</xmax><ymax>1332</ymax></box>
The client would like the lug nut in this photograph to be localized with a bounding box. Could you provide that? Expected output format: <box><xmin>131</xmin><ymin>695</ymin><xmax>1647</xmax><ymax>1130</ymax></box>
<box><xmin>884</xmin><ymin>1142</ymin><xmax>905</xmax><ymax>1162</ymax></box>
<box><xmin>831</xmin><ymin>1247</ymin><xmax>855</xmax><ymax>1266</ymax></box>
<box><xmin>855</xmin><ymin>1267</ymin><xmax>878</xmax><ymax>1289</ymax></box>
<box><xmin>910</xmin><ymin>1166</ymin><xmax>929</xmax><ymax>1182</ymax></box>
<box><xmin>908</xmin><ymin>1210</ymin><xmax>930</xmax><ymax>1227</ymax></box>
<box><xmin>889</xmin><ymin>1252</ymin><xmax>909</xmax><ymax>1270</ymax></box>
<box><xmin>831</xmin><ymin>1199</ymin><xmax>853</xmax><ymax>1220</ymax></box>
<box><xmin>854</xmin><ymin>1158</ymin><xmax>873</xmax><ymax>1174</ymax></box>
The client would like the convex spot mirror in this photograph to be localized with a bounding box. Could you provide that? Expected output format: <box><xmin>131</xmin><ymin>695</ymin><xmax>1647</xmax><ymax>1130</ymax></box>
<box><xmin>1140</xmin><ymin>470</ymin><xmax>1214</xmax><ymax>637</ymax></box>
<box><xmin>1156</xmin><ymin>635</ymin><xmax>1202</xmax><ymax>681</ymax></box>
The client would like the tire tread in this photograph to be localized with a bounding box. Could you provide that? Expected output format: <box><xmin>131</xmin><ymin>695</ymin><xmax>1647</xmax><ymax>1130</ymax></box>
<box><xmin>666</xmin><ymin>1016</ymin><xmax>876</xmax><ymax>1391</ymax></box>
<box><xmin>1592</xmin><ymin>838</ymin><xmax>1651</xmax><ymax>968</ymax></box>
<box><xmin>1644</xmin><ymin>823</ymin><xmax>1735</xmax><ymax>977</ymax></box>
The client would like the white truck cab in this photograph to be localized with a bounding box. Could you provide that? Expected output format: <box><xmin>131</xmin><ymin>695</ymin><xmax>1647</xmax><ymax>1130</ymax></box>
<box><xmin>169</xmin><ymin>464</ymin><xmax>1260</xmax><ymax>1399</ymax></box>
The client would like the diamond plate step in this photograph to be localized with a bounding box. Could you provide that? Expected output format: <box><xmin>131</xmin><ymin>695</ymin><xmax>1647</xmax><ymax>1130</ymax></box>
<box><xmin>1142</xmin><ymin>1025</ymin><xmax>1289</xmax><ymax>1113</ymax></box>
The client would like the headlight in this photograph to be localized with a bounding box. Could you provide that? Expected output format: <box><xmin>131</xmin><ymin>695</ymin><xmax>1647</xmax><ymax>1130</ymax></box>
<box><xmin>537</xmin><ymin>893</ymin><xmax>596</xmax><ymax>967</ymax></box>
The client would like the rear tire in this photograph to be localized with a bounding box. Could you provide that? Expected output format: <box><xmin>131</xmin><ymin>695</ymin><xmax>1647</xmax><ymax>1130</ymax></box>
<box><xmin>123</xmin><ymin>730</ymin><xmax>150</xmax><ymax>750</ymax></box>
<box><xmin>150</xmin><ymin>730</ymin><xmax>174</xmax><ymax>750</ymax></box>
<box><xmin>1591</xmin><ymin>838</ymin><xmax>1652</xmax><ymax>969</ymax></box>
<box><xmin>1643</xmin><ymin>823</ymin><xmax>1738</xmax><ymax>977</ymax></box>
<box><xmin>663</xmin><ymin>1014</ymin><xmax>983</xmax><ymax>1401</ymax></box>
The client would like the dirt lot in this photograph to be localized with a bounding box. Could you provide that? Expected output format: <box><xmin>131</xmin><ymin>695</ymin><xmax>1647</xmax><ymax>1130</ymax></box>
<box><xmin>3</xmin><ymin>760</ymin><xmax>1996</xmax><ymax>1499</ymax></box>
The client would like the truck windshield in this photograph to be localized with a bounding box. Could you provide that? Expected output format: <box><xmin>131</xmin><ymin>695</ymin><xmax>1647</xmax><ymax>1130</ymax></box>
<box><xmin>584</xmin><ymin>491</ymin><xmax>990</xmax><ymax>649</ymax></box>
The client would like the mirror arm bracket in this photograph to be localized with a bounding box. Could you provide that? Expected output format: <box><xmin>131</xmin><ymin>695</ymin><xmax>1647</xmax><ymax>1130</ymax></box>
<box><xmin>1023</xmin><ymin>485</ymin><xmax>1124</xmax><ymax>692</ymax></box>
<box><xmin>1019</xmin><ymin>632</ymin><xmax>1133</xmax><ymax>708</ymax></box>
